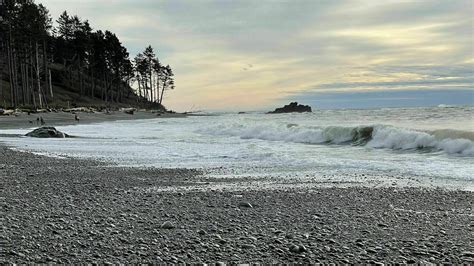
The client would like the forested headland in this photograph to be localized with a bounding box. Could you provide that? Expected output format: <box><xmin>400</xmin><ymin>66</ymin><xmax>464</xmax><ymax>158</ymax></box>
<box><xmin>0</xmin><ymin>0</ymin><xmax>174</xmax><ymax>110</ymax></box>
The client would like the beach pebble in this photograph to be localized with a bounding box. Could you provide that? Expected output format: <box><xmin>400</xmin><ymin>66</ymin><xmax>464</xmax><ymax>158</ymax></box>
<box><xmin>241</xmin><ymin>244</ymin><xmax>256</xmax><ymax>249</ymax></box>
<box><xmin>247</xmin><ymin>236</ymin><xmax>258</xmax><ymax>242</ymax></box>
<box><xmin>274</xmin><ymin>238</ymin><xmax>283</xmax><ymax>244</ymax></box>
<box><xmin>2</xmin><ymin>145</ymin><xmax>472</xmax><ymax>264</ymax></box>
<box><xmin>160</xmin><ymin>221</ymin><xmax>175</xmax><ymax>229</ymax></box>
<box><xmin>461</xmin><ymin>252</ymin><xmax>474</xmax><ymax>258</ymax></box>
<box><xmin>289</xmin><ymin>244</ymin><xmax>307</xmax><ymax>253</ymax></box>
<box><xmin>238</xmin><ymin>201</ymin><xmax>253</xmax><ymax>208</ymax></box>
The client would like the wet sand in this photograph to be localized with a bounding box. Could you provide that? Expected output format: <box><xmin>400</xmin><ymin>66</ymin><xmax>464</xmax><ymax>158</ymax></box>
<box><xmin>1</xmin><ymin>145</ymin><xmax>473</xmax><ymax>264</ymax></box>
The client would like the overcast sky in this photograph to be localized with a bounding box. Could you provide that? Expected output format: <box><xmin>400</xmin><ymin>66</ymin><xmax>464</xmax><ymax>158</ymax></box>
<box><xmin>38</xmin><ymin>0</ymin><xmax>473</xmax><ymax>111</ymax></box>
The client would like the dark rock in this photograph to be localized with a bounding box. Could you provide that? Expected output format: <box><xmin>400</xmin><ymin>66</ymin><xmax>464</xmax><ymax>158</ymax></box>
<box><xmin>238</xmin><ymin>201</ymin><xmax>253</xmax><ymax>208</ymax></box>
<box><xmin>290</xmin><ymin>244</ymin><xmax>307</xmax><ymax>253</ymax></box>
<box><xmin>268</xmin><ymin>102</ymin><xmax>312</xmax><ymax>113</ymax></box>
<box><xmin>160</xmin><ymin>221</ymin><xmax>175</xmax><ymax>229</ymax></box>
<box><xmin>25</xmin><ymin>127</ymin><xmax>70</xmax><ymax>138</ymax></box>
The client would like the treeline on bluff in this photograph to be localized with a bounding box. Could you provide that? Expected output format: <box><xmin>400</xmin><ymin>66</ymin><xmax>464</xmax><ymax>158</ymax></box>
<box><xmin>0</xmin><ymin>0</ymin><xmax>174</xmax><ymax>110</ymax></box>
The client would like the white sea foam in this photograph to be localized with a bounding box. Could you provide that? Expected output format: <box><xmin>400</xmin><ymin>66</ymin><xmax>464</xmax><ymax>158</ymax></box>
<box><xmin>1</xmin><ymin>105</ymin><xmax>473</xmax><ymax>187</ymax></box>
<box><xmin>198</xmin><ymin>124</ymin><xmax>474</xmax><ymax>156</ymax></box>
<box><xmin>368</xmin><ymin>126</ymin><xmax>474</xmax><ymax>156</ymax></box>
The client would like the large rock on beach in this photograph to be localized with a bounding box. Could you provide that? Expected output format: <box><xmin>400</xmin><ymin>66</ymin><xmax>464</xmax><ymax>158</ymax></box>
<box><xmin>25</xmin><ymin>127</ymin><xmax>70</xmax><ymax>138</ymax></box>
<box><xmin>268</xmin><ymin>102</ymin><xmax>312</xmax><ymax>113</ymax></box>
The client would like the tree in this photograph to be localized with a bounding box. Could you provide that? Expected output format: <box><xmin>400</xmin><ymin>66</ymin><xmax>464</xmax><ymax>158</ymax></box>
<box><xmin>159</xmin><ymin>65</ymin><xmax>174</xmax><ymax>104</ymax></box>
<box><xmin>0</xmin><ymin>0</ymin><xmax>173</xmax><ymax>109</ymax></box>
<box><xmin>133</xmin><ymin>45</ymin><xmax>175</xmax><ymax>105</ymax></box>
<box><xmin>0</xmin><ymin>0</ymin><xmax>52</xmax><ymax>108</ymax></box>
<box><xmin>142</xmin><ymin>45</ymin><xmax>156</xmax><ymax>102</ymax></box>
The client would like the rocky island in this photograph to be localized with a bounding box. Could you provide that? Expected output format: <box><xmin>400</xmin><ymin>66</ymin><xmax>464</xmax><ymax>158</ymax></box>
<box><xmin>268</xmin><ymin>102</ymin><xmax>312</xmax><ymax>113</ymax></box>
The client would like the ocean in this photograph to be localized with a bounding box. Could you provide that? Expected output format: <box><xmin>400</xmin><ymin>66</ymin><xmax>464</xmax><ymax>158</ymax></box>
<box><xmin>1</xmin><ymin>105</ymin><xmax>473</xmax><ymax>190</ymax></box>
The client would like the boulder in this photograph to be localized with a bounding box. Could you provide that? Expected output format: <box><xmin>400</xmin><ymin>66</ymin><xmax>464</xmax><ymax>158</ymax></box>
<box><xmin>25</xmin><ymin>127</ymin><xmax>70</xmax><ymax>138</ymax></box>
<box><xmin>268</xmin><ymin>102</ymin><xmax>312</xmax><ymax>113</ymax></box>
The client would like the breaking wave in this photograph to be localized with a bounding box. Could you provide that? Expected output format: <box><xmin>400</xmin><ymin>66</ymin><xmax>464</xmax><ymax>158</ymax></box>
<box><xmin>197</xmin><ymin>124</ymin><xmax>474</xmax><ymax>156</ymax></box>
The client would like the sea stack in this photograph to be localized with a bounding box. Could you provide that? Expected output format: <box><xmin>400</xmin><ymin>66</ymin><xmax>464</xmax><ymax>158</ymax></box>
<box><xmin>268</xmin><ymin>102</ymin><xmax>312</xmax><ymax>113</ymax></box>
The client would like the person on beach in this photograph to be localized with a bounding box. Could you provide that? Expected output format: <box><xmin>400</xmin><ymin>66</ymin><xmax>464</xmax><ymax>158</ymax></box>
<box><xmin>75</xmin><ymin>114</ymin><xmax>80</xmax><ymax>122</ymax></box>
<box><xmin>40</xmin><ymin>117</ymin><xmax>45</xmax><ymax>125</ymax></box>
<box><xmin>36</xmin><ymin>117</ymin><xmax>40</xmax><ymax>125</ymax></box>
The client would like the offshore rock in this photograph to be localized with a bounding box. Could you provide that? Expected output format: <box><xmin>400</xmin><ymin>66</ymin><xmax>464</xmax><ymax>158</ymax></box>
<box><xmin>268</xmin><ymin>102</ymin><xmax>312</xmax><ymax>113</ymax></box>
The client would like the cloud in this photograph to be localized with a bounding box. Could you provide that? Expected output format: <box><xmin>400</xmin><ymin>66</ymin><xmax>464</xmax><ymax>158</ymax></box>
<box><xmin>37</xmin><ymin>0</ymin><xmax>473</xmax><ymax>111</ymax></box>
<box><xmin>288</xmin><ymin>88</ymin><xmax>474</xmax><ymax>110</ymax></box>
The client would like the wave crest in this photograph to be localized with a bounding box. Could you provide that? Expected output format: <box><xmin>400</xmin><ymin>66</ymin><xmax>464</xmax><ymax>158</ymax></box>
<box><xmin>197</xmin><ymin>124</ymin><xmax>474</xmax><ymax>156</ymax></box>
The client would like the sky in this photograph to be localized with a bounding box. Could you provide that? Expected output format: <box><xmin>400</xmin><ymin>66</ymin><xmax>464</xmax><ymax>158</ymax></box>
<box><xmin>38</xmin><ymin>0</ymin><xmax>473</xmax><ymax>111</ymax></box>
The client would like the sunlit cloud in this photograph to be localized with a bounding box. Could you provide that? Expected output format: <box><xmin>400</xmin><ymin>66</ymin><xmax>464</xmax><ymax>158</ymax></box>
<box><xmin>38</xmin><ymin>0</ymin><xmax>473</xmax><ymax>111</ymax></box>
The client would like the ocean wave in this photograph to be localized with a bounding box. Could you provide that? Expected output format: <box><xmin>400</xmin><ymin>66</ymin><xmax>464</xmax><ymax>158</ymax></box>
<box><xmin>367</xmin><ymin>127</ymin><xmax>474</xmax><ymax>156</ymax></box>
<box><xmin>197</xmin><ymin>124</ymin><xmax>474</xmax><ymax>156</ymax></box>
<box><xmin>437</xmin><ymin>104</ymin><xmax>456</xmax><ymax>108</ymax></box>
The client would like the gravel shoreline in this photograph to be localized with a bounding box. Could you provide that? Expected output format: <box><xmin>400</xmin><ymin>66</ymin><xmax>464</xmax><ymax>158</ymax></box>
<box><xmin>0</xmin><ymin>110</ymin><xmax>188</xmax><ymax>130</ymax></box>
<box><xmin>1</xmin><ymin>145</ymin><xmax>473</xmax><ymax>264</ymax></box>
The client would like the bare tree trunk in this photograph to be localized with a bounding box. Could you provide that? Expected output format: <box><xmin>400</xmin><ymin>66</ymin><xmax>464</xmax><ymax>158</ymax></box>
<box><xmin>30</xmin><ymin>62</ymin><xmax>37</xmax><ymax>109</ymax></box>
<box><xmin>137</xmin><ymin>77</ymin><xmax>141</xmax><ymax>100</ymax></box>
<box><xmin>78</xmin><ymin>56</ymin><xmax>83</xmax><ymax>97</ymax></box>
<box><xmin>150</xmin><ymin>72</ymin><xmax>154</xmax><ymax>102</ymax></box>
<box><xmin>144</xmin><ymin>76</ymin><xmax>149</xmax><ymax>101</ymax></box>
<box><xmin>48</xmin><ymin>69</ymin><xmax>53</xmax><ymax>99</ymax></box>
<box><xmin>35</xmin><ymin>42</ymin><xmax>42</xmax><ymax>108</ymax></box>
<box><xmin>7</xmin><ymin>34</ymin><xmax>15</xmax><ymax>107</ymax></box>
<box><xmin>91</xmin><ymin>73</ymin><xmax>96</xmax><ymax>98</ymax></box>
<box><xmin>103</xmin><ymin>72</ymin><xmax>108</xmax><ymax>102</ymax></box>
<box><xmin>11</xmin><ymin>47</ymin><xmax>19</xmax><ymax>108</ymax></box>
<box><xmin>159</xmin><ymin>82</ymin><xmax>165</xmax><ymax>105</ymax></box>
<box><xmin>80</xmin><ymin>71</ymin><xmax>83</xmax><ymax>96</ymax></box>
<box><xmin>20</xmin><ymin>62</ymin><xmax>26</xmax><ymax>106</ymax></box>
<box><xmin>26</xmin><ymin>55</ymin><xmax>31</xmax><ymax>105</ymax></box>
<box><xmin>42</xmin><ymin>38</ymin><xmax>51</xmax><ymax>101</ymax></box>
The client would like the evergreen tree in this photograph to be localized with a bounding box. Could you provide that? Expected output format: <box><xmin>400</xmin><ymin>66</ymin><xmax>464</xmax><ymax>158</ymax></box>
<box><xmin>0</xmin><ymin>0</ymin><xmax>174</xmax><ymax>109</ymax></box>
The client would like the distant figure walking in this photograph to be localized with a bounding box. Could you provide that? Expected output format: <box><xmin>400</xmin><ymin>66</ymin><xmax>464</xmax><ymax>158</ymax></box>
<box><xmin>40</xmin><ymin>117</ymin><xmax>45</xmax><ymax>125</ymax></box>
<box><xmin>75</xmin><ymin>114</ymin><xmax>80</xmax><ymax>122</ymax></box>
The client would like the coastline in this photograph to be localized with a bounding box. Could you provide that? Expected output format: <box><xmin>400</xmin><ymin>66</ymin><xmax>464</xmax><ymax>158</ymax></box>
<box><xmin>0</xmin><ymin>110</ymin><xmax>188</xmax><ymax>130</ymax></box>
<box><xmin>1</xmin><ymin>144</ymin><xmax>473</xmax><ymax>264</ymax></box>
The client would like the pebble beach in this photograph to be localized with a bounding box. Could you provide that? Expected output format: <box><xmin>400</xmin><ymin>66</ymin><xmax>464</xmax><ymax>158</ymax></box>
<box><xmin>1</xmin><ymin>143</ymin><xmax>473</xmax><ymax>264</ymax></box>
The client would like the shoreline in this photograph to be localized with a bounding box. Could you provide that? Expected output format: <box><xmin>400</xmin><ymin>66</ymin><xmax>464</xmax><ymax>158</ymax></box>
<box><xmin>0</xmin><ymin>110</ymin><xmax>189</xmax><ymax>130</ymax></box>
<box><xmin>1</xmin><ymin>144</ymin><xmax>473</xmax><ymax>263</ymax></box>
